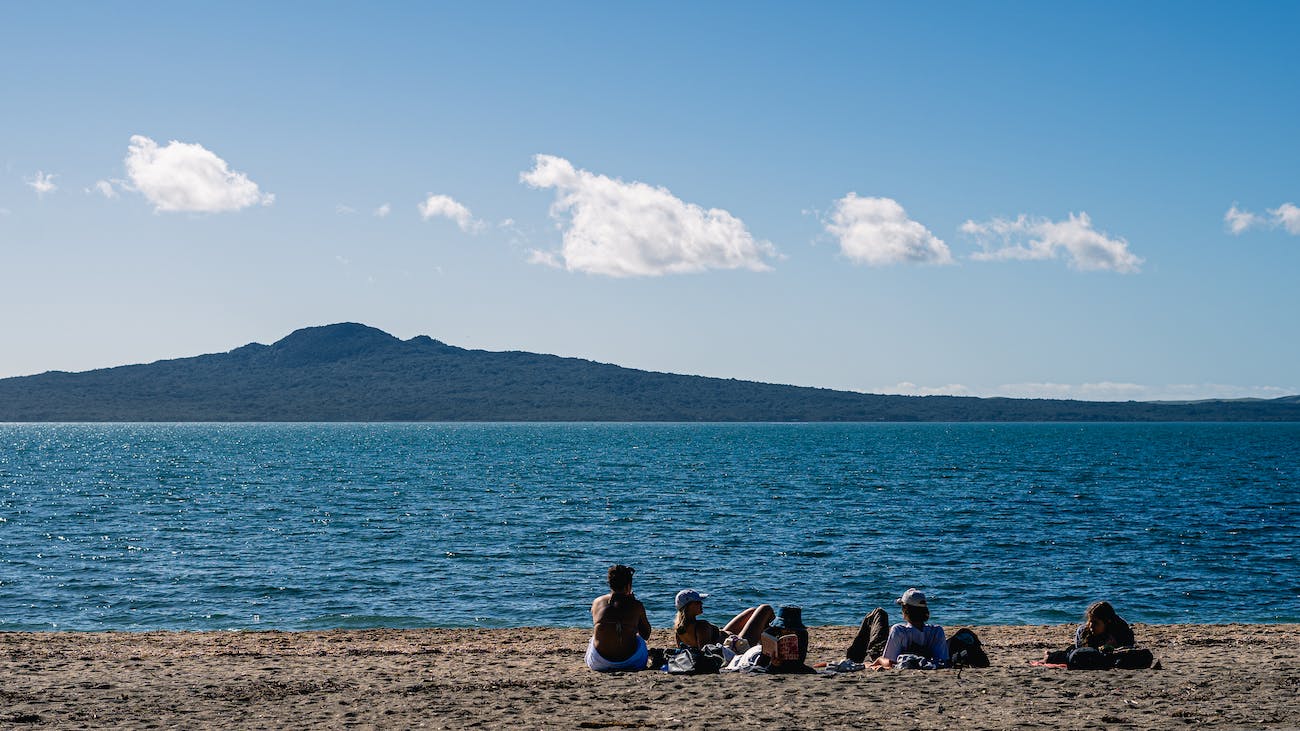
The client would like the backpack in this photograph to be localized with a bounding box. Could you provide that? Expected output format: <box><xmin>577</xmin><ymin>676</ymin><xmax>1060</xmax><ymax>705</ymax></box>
<box><xmin>1110</xmin><ymin>647</ymin><xmax>1154</xmax><ymax>669</ymax></box>
<box><xmin>947</xmin><ymin>627</ymin><xmax>990</xmax><ymax>668</ymax></box>
<box><xmin>665</xmin><ymin>645</ymin><xmax>725</xmax><ymax>675</ymax></box>
<box><xmin>1066</xmin><ymin>646</ymin><xmax>1112</xmax><ymax>670</ymax></box>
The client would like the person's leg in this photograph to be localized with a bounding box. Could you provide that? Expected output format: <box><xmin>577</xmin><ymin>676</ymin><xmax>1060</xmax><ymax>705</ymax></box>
<box><xmin>722</xmin><ymin>607</ymin><xmax>756</xmax><ymax>636</ymax></box>
<box><xmin>844</xmin><ymin>607</ymin><xmax>889</xmax><ymax>663</ymax></box>
<box><xmin>736</xmin><ymin>604</ymin><xmax>774</xmax><ymax>647</ymax></box>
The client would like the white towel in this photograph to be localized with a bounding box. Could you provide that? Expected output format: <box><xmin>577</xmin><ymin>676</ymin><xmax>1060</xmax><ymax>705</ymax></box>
<box><xmin>585</xmin><ymin>636</ymin><xmax>648</xmax><ymax>672</ymax></box>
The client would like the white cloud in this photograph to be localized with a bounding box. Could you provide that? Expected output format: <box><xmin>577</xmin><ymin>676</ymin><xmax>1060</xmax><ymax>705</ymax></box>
<box><xmin>1270</xmin><ymin>203</ymin><xmax>1300</xmax><ymax>234</ymax></box>
<box><xmin>26</xmin><ymin>171</ymin><xmax>57</xmax><ymax>196</ymax></box>
<box><xmin>418</xmin><ymin>193</ymin><xmax>482</xmax><ymax>232</ymax></box>
<box><xmin>1224</xmin><ymin>204</ymin><xmax>1264</xmax><ymax>234</ymax></box>
<box><xmin>336</xmin><ymin>204</ymin><xmax>357</xmax><ymax>215</ymax></box>
<box><xmin>1223</xmin><ymin>202</ymin><xmax>1300</xmax><ymax>235</ymax></box>
<box><xmin>886</xmin><ymin>382</ymin><xmax>973</xmax><ymax>396</ymax></box>
<box><xmin>824</xmin><ymin>193</ymin><xmax>952</xmax><ymax>266</ymax></box>
<box><xmin>520</xmin><ymin>154</ymin><xmax>775</xmax><ymax>277</ymax></box>
<box><xmin>962</xmin><ymin>212</ymin><xmax>1142</xmax><ymax>273</ymax></box>
<box><xmin>988</xmin><ymin>381</ymin><xmax>1150</xmax><ymax>400</ymax></box>
<box><xmin>0</xmin><ymin>207</ymin><xmax>11</xmax><ymax>217</ymax></box>
<box><xmin>124</xmin><ymin>135</ymin><xmax>273</xmax><ymax>213</ymax></box>
<box><xmin>882</xmin><ymin>381</ymin><xmax>1295</xmax><ymax>401</ymax></box>
<box><xmin>90</xmin><ymin>179</ymin><xmax>119</xmax><ymax>199</ymax></box>
<box><xmin>374</xmin><ymin>203</ymin><xmax>391</xmax><ymax>218</ymax></box>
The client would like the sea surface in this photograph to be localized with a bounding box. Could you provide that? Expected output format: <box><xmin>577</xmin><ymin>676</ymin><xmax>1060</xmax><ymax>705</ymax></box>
<box><xmin>1</xmin><ymin>423</ymin><xmax>1296</xmax><ymax>631</ymax></box>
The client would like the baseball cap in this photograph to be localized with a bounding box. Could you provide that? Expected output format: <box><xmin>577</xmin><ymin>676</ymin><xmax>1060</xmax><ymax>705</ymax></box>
<box><xmin>896</xmin><ymin>588</ymin><xmax>928</xmax><ymax>608</ymax></box>
<box><xmin>675</xmin><ymin>589</ymin><xmax>709</xmax><ymax>610</ymax></box>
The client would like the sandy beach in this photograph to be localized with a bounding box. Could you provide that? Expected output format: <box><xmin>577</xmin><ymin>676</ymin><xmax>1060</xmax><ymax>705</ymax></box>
<box><xmin>2</xmin><ymin>623</ymin><xmax>1297</xmax><ymax>729</ymax></box>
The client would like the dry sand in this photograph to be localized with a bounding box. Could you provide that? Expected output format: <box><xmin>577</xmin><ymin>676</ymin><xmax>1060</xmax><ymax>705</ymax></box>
<box><xmin>2</xmin><ymin>624</ymin><xmax>1298</xmax><ymax>729</ymax></box>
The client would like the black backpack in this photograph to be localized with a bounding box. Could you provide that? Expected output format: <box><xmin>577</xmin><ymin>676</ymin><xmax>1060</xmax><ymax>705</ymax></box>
<box><xmin>1064</xmin><ymin>645</ymin><xmax>1155</xmax><ymax>670</ymax></box>
<box><xmin>1065</xmin><ymin>646</ymin><xmax>1111</xmax><ymax>670</ymax></box>
<box><xmin>947</xmin><ymin>627</ymin><xmax>990</xmax><ymax>668</ymax></box>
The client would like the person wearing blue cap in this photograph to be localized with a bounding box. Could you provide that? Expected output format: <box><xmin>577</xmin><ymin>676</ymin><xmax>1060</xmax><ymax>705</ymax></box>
<box><xmin>761</xmin><ymin>605</ymin><xmax>811</xmax><ymax>669</ymax></box>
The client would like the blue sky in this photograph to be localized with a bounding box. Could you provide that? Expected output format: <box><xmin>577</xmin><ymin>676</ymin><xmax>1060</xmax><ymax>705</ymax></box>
<box><xmin>2</xmin><ymin>2</ymin><xmax>1297</xmax><ymax>399</ymax></box>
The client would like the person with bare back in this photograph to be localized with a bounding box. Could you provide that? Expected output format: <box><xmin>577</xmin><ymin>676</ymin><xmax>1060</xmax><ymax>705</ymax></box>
<box><xmin>586</xmin><ymin>564</ymin><xmax>652</xmax><ymax>672</ymax></box>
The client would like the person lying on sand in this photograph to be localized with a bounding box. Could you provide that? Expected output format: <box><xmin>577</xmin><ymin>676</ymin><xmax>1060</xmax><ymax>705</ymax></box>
<box><xmin>1075</xmin><ymin>600</ymin><xmax>1135</xmax><ymax>649</ymax></box>
<box><xmin>835</xmin><ymin>588</ymin><xmax>948</xmax><ymax>671</ymax></box>
<box><xmin>672</xmin><ymin>589</ymin><xmax>773</xmax><ymax>652</ymax></box>
<box><xmin>586</xmin><ymin>564</ymin><xmax>652</xmax><ymax>672</ymax></box>
<box><xmin>1042</xmin><ymin>600</ymin><xmax>1149</xmax><ymax>668</ymax></box>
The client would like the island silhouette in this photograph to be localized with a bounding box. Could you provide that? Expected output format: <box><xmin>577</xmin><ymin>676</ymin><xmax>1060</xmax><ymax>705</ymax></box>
<box><xmin>1</xmin><ymin>323</ymin><xmax>1296</xmax><ymax>421</ymax></box>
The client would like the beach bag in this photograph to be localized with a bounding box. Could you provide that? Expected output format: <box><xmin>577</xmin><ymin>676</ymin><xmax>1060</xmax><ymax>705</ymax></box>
<box><xmin>1110</xmin><ymin>647</ymin><xmax>1154</xmax><ymax>669</ymax></box>
<box><xmin>947</xmin><ymin>627</ymin><xmax>990</xmax><ymax>668</ymax></box>
<box><xmin>1066</xmin><ymin>646</ymin><xmax>1111</xmax><ymax>670</ymax></box>
<box><xmin>666</xmin><ymin>645</ymin><xmax>724</xmax><ymax>675</ymax></box>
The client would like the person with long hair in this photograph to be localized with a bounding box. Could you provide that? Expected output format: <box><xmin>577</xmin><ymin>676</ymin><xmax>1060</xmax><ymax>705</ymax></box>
<box><xmin>671</xmin><ymin>589</ymin><xmax>773</xmax><ymax>651</ymax></box>
<box><xmin>1075</xmin><ymin>600</ymin><xmax>1135</xmax><ymax>649</ymax></box>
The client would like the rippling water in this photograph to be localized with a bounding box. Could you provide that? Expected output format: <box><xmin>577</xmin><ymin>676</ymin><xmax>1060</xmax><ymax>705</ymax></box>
<box><xmin>1</xmin><ymin>423</ymin><xmax>1296</xmax><ymax>631</ymax></box>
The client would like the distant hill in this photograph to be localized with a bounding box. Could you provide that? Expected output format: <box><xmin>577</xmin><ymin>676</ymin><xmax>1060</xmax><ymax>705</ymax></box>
<box><xmin>1</xmin><ymin>323</ymin><xmax>1297</xmax><ymax>422</ymax></box>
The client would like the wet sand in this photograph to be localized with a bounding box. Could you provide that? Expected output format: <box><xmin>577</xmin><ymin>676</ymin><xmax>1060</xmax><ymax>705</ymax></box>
<box><xmin>2</xmin><ymin>624</ymin><xmax>1297</xmax><ymax>729</ymax></box>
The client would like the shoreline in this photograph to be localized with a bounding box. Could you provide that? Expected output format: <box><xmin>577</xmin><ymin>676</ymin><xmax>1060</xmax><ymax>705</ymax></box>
<box><xmin>5</xmin><ymin>618</ymin><xmax>1300</xmax><ymax>633</ymax></box>
<box><xmin>3</xmin><ymin>624</ymin><xmax>1297</xmax><ymax>728</ymax></box>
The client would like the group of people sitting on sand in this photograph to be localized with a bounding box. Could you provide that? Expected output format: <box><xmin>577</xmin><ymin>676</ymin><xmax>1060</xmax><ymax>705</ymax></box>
<box><xmin>587</xmin><ymin>564</ymin><xmax>1141</xmax><ymax>673</ymax></box>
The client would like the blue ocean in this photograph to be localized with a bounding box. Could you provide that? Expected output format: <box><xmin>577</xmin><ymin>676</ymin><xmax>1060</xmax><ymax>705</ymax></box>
<box><xmin>1</xmin><ymin>423</ymin><xmax>1296</xmax><ymax>631</ymax></box>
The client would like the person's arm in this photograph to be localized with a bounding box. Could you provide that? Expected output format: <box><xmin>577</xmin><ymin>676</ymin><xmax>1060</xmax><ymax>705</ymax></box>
<box><xmin>1074</xmin><ymin>623</ymin><xmax>1087</xmax><ymax>648</ymax></box>
<box><xmin>591</xmin><ymin>596</ymin><xmax>603</xmax><ymax>625</ymax></box>
<box><xmin>930</xmin><ymin>627</ymin><xmax>949</xmax><ymax>664</ymax></box>
<box><xmin>637</xmin><ymin>603</ymin><xmax>652</xmax><ymax>640</ymax></box>
<box><xmin>872</xmin><ymin>626</ymin><xmax>903</xmax><ymax>670</ymax></box>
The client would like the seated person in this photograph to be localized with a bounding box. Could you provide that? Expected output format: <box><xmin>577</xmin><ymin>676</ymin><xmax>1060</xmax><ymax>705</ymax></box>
<box><xmin>672</xmin><ymin>589</ymin><xmax>774</xmax><ymax>651</ymax></box>
<box><xmin>586</xmin><ymin>564</ymin><xmax>651</xmax><ymax>672</ymax></box>
<box><xmin>839</xmin><ymin>588</ymin><xmax>947</xmax><ymax>670</ymax></box>
<box><xmin>760</xmin><ymin>605</ymin><xmax>812</xmax><ymax>672</ymax></box>
<box><xmin>1075</xmin><ymin>600</ymin><xmax>1135</xmax><ymax>649</ymax></box>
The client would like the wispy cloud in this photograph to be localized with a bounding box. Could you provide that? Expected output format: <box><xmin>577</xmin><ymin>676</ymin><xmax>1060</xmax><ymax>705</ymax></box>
<box><xmin>88</xmin><ymin>179</ymin><xmax>120</xmax><ymax>199</ymax></box>
<box><xmin>886</xmin><ymin>382</ymin><xmax>972</xmax><ymax>396</ymax></box>
<box><xmin>373</xmin><ymin>203</ymin><xmax>391</xmax><ymax>218</ymax></box>
<box><xmin>521</xmin><ymin>154</ymin><xmax>775</xmax><ymax>277</ymax></box>
<box><xmin>1272</xmin><ymin>203</ymin><xmax>1300</xmax><ymax>234</ymax></box>
<box><xmin>1223</xmin><ymin>202</ymin><xmax>1300</xmax><ymax>235</ymax></box>
<box><xmin>824</xmin><ymin>193</ymin><xmax>952</xmax><ymax>266</ymax></box>
<box><xmin>336</xmin><ymin>204</ymin><xmax>357</xmax><ymax>215</ymax></box>
<box><xmin>26</xmin><ymin>171</ymin><xmax>57</xmax><ymax>197</ymax></box>
<box><xmin>1224</xmin><ymin>204</ymin><xmax>1264</xmax><ymax>234</ymax></box>
<box><xmin>418</xmin><ymin>194</ymin><xmax>482</xmax><ymax>232</ymax></box>
<box><xmin>125</xmin><ymin>135</ymin><xmax>274</xmax><ymax>213</ymax></box>
<box><xmin>962</xmin><ymin>212</ymin><xmax>1142</xmax><ymax>273</ymax></box>
<box><xmin>882</xmin><ymin>381</ymin><xmax>1295</xmax><ymax>401</ymax></box>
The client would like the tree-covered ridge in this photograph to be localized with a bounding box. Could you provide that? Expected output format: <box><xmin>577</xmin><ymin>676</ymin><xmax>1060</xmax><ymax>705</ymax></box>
<box><xmin>1</xmin><ymin>323</ymin><xmax>1297</xmax><ymax>422</ymax></box>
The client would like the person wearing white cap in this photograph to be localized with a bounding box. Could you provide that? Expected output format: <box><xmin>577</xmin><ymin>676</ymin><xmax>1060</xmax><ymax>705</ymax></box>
<box><xmin>873</xmin><ymin>588</ymin><xmax>948</xmax><ymax>669</ymax></box>
<box><xmin>672</xmin><ymin>589</ymin><xmax>774</xmax><ymax>652</ymax></box>
<box><xmin>834</xmin><ymin>588</ymin><xmax>948</xmax><ymax>671</ymax></box>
